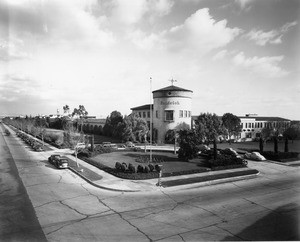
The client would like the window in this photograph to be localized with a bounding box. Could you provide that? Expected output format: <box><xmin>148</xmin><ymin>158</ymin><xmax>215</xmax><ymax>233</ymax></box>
<box><xmin>147</xmin><ymin>111</ymin><xmax>150</xmax><ymax>118</ymax></box>
<box><xmin>143</xmin><ymin>112</ymin><xmax>146</xmax><ymax>118</ymax></box>
<box><xmin>184</xmin><ymin>110</ymin><xmax>187</xmax><ymax>117</ymax></box>
<box><xmin>139</xmin><ymin>112</ymin><xmax>141</xmax><ymax>117</ymax></box>
<box><xmin>188</xmin><ymin>111</ymin><xmax>191</xmax><ymax>117</ymax></box>
<box><xmin>165</xmin><ymin>110</ymin><xmax>174</xmax><ymax>121</ymax></box>
<box><xmin>179</xmin><ymin>110</ymin><xmax>183</xmax><ymax>118</ymax></box>
<box><xmin>245</xmin><ymin>123</ymin><xmax>247</xmax><ymax>128</ymax></box>
<box><xmin>156</xmin><ymin>110</ymin><xmax>159</xmax><ymax>118</ymax></box>
<box><xmin>241</xmin><ymin>123</ymin><xmax>244</xmax><ymax>129</ymax></box>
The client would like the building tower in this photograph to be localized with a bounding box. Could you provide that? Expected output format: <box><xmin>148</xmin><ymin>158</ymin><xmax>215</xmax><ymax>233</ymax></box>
<box><xmin>152</xmin><ymin>84</ymin><xmax>193</xmax><ymax>144</ymax></box>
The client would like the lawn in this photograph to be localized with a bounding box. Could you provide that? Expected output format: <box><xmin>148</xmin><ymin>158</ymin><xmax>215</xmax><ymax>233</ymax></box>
<box><xmin>89</xmin><ymin>151</ymin><xmax>210</xmax><ymax>175</ymax></box>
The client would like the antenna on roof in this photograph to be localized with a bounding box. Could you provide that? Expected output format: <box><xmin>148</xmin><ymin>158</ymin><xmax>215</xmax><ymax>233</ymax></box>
<box><xmin>169</xmin><ymin>78</ymin><xmax>177</xmax><ymax>86</ymax></box>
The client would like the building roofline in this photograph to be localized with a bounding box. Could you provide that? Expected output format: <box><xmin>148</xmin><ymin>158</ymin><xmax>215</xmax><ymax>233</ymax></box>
<box><xmin>152</xmin><ymin>85</ymin><xmax>193</xmax><ymax>93</ymax></box>
<box><xmin>131</xmin><ymin>104</ymin><xmax>153</xmax><ymax>111</ymax></box>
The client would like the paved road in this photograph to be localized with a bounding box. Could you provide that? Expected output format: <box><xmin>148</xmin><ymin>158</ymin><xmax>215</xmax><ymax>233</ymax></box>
<box><xmin>0</xmin><ymin>126</ymin><xmax>47</xmax><ymax>241</ymax></box>
<box><xmin>1</xmin><ymin>125</ymin><xmax>300</xmax><ymax>241</ymax></box>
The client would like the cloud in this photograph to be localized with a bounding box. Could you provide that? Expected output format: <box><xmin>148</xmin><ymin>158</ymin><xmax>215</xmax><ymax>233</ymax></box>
<box><xmin>212</xmin><ymin>50</ymin><xmax>228</xmax><ymax>61</ymax></box>
<box><xmin>108</xmin><ymin>0</ymin><xmax>173</xmax><ymax>26</ymax></box>
<box><xmin>0</xmin><ymin>0</ymin><xmax>115</xmax><ymax>58</ymax></box>
<box><xmin>244</xmin><ymin>21</ymin><xmax>297</xmax><ymax>46</ymax></box>
<box><xmin>162</xmin><ymin>8</ymin><xmax>241</xmax><ymax>54</ymax></box>
<box><xmin>235</xmin><ymin>0</ymin><xmax>254</xmax><ymax>10</ymax></box>
<box><xmin>232</xmin><ymin>52</ymin><xmax>289</xmax><ymax>78</ymax></box>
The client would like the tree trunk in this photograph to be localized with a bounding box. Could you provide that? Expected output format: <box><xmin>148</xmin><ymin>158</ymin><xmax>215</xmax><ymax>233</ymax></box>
<box><xmin>259</xmin><ymin>138</ymin><xmax>264</xmax><ymax>153</ymax></box>
<box><xmin>284</xmin><ymin>138</ymin><xmax>289</xmax><ymax>153</ymax></box>
<box><xmin>213</xmin><ymin>139</ymin><xmax>217</xmax><ymax>160</ymax></box>
<box><xmin>90</xmin><ymin>135</ymin><xmax>94</xmax><ymax>152</ymax></box>
<box><xmin>274</xmin><ymin>137</ymin><xmax>278</xmax><ymax>153</ymax></box>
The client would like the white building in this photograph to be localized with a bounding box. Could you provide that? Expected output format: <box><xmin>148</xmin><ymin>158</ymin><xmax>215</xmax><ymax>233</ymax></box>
<box><xmin>131</xmin><ymin>84</ymin><xmax>193</xmax><ymax>144</ymax></box>
<box><xmin>238</xmin><ymin>114</ymin><xmax>290</xmax><ymax>141</ymax></box>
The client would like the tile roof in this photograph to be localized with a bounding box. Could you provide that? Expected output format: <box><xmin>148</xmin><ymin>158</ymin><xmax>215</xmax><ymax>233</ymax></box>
<box><xmin>131</xmin><ymin>104</ymin><xmax>153</xmax><ymax>111</ymax></box>
<box><xmin>152</xmin><ymin>85</ymin><xmax>193</xmax><ymax>93</ymax></box>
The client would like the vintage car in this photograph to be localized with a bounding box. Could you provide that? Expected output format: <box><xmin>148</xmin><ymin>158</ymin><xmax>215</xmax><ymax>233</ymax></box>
<box><xmin>48</xmin><ymin>155</ymin><xmax>69</xmax><ymax>168</ymax></box>
<box><xmin>244</xmin><ymin>152</ymin><xmax>266</xmax><ymax>161</ymax></box>
<box><xmin>55</xmin><ymin>158</ymin><xmax>69</xmax><ymax>169</ymax></box>
<box><xmin>48</xmin><ymin>154</ymin><xmax>61</xmax><ymax>163</ymax></box>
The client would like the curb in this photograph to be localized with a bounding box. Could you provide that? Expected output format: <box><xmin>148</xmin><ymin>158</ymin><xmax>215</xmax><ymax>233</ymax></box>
<box><xmin>161</xmin><ymin>169</ymin><xmax>260</xmax><ymax>189</ymax></box>
<box><xmin>162</xmin><ymin>172</ymin><xmax>260</xmax><ymax>191</ymax></box>
<box><xmin>266</xmin><ymin>159</ymin><xmax>300</xmax><ymax>167</ymax></box>
<box><xmin>68</xmin><ymin>167</ymin><xmax>140</xmax><ymax>193</ymax></box>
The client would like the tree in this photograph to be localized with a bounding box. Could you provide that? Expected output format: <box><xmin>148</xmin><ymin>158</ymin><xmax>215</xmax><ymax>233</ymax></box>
<box><xmin>63</xmin><ymin>104</ymin><xmax>70</xmax><ymax>116</ymax></box>
<box><xmin>221</xmin><ymin>113</ymin><xmax>242</xmax><ymax>144</ymax></box>
<box><xmin>63</xmin><ymin>125</ymin><xmax>86</xmax><ymax>167</ymax></box>
<box><xmin>72</xmin><ymin>105</ymin><xmax>88</xmax><ymax>132</ymax></box>
<box><xmin>194</xmin><ymin>113</ymin><xmax>222</xmax><ymax>144</ymax></box>
<box><xmin>164</xmin><ymin>122</ymin><xmax>190</xmax><ymax>144</ymax></box>
<box><xmin>72</xmin><ymin>105</ymin><xmax>88</xmax><ymax>118</ymax></box>
<box><xmin>283</xmin><ymin>124</ymin><xmax>300</xmax><ymax>143</ymax></box>
<box><xmin>260</xmin><ymin>127</ymin><xmax>274</xmax><ymax>142</ymax></box>
<box><xmin>177</xmin><ymin>129</ymin><xmax>200</xmax><ymax>160</ymax></box>
<box><xmin>121</xmin><ymin>113</ymin><xmax>149</xmax><ymax>142</ymax></box>
<box><xmin>103</xmin><ymin>111</ymin><xmax>123</xmax><ymax>137</ymax></box>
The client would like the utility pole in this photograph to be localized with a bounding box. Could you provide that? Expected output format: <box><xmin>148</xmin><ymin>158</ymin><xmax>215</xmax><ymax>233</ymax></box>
<box><xmin>150</xmin><ymin>77</ymin><xmax>153</xmax><ymax>163</ymax></box>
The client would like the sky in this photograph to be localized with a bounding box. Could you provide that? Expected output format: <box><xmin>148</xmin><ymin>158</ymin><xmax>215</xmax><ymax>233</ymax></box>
<box><xmin>0</xmin><ymin>0</ymin><xmax>299</xmax><ymax>120</ymax></box>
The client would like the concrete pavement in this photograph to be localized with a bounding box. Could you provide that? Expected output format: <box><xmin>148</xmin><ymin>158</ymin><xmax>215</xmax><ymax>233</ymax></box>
<box><xmin>3</xmin><ymin>124</ymin><xmax>300</xmax><ymax>241</ymax></box>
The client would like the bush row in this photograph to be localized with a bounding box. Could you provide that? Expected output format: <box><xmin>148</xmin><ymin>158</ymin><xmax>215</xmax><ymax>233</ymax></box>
<box><xmin>208</xmin><ymin>154</ymin><xmax>247</xmax><ymax>168</ymax></box>
<box><xmin>115</xmin><ymin>162</ymin><xmax>162</xmax><ymax>173</ymax></box>
<box><xmin>261</xmin><ymin>151</ymin><xmax>299</xmax><ymax>161</ymax></box>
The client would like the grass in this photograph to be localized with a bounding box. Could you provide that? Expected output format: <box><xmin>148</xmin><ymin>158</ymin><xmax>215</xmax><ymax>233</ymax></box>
<box><xmin>80</xmin><ymin>150</ymin><xmax>248</xmax><ymax>180</ymax></box>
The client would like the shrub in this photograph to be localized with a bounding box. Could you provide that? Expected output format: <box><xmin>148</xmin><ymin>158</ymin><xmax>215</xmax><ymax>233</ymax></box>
<box><xmin>148</xmin><ymin>164</ymin><xmax>154</xmax><ymax>172</ymax></box>
<box><xmin>261</xmin><ymin>151</ymin><xmax>299</xmax><ymax>161</ymax></box>
<box><xmin>137</xmin><ymin>165</ymin><xmax>144</xmax><ymax>173</ymax></box>
<box><xmin>122</xmin><ymin>162</ymin><xmax>128</xmax><ymax>168</ymax></box>
<box><xmin>144</xmin><ymin>166</ymin><xmax>149</xmax><ymax>173</ymax></box>
<box><xmin>120</xmin><ymin>164</ymin><xmax>126</xmax><ymax>172</ymax></box>
<box><xmin>209</xmin><ymin>154</ymin><xmax>247</xmax><ymax>168</ymax></box>
<box><xmin>115</xmin><ymin>162</ymin><xmax>122</xmax><ymax>171</ymax></box>
<box><xmin>128</xmin><ymin>163</ymin><xmax>136</xmax><ymax>173</ymax></box>
<box><xmin>155</xmin><ymin>164</ymin><xmax>162</xmax><ymax>172</ymax></box>
<box><xmin>45</xmin><ymin>133</ymin><xmax>61</xmax><ymax>143</ymax></box>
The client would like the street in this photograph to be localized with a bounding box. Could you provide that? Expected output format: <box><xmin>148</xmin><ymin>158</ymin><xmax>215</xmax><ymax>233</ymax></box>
<box><xmin>1</xmin><ymin>126</ymin><xmax>300</xmax><ymax>241</ymax></box>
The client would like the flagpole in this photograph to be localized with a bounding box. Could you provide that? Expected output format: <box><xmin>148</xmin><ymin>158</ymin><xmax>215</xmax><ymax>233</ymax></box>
<box><xmin>150</xmin><ymin>77</ymin><xmax>152</xmax><ymax>163</ymax></box>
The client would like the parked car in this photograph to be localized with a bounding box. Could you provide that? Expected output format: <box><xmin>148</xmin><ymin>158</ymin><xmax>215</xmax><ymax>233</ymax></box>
<box><xmin>244</xmin><ymin>152</ymin><xmax>266</xmax><ymax>161</ymax></box>
<box><xmin>102</xmin><ymin>142</ymin><xmax>112</xmax><ymax>148</ymax></box>
<box><xmin>117</xmin><ymin>144</ymin><xmax>126</xmax><ymax>150</ymax></box>
<box><xmin>221</xmin><ymin>148</ymin><xmax>240</xmax><ymax>157</ymax></box>
<box><xmin>197</xmin><ymin>145</ymin><xmax>210</xmax><ymax>155</ymax></box>
<box><xmin>55</xmin><ymin>158</ymin><xmax>69</xmax><ymax>169</ymax></box>
<box><xmin>48</xmin><ymin>154</ymin><xmax>61</xmax><ymax>164</ymax></box>
<box><xmin>33</xmin><ymin>144</ymin><xmax>43</xmax><ymax>152</ymax></box>
<box><xmin>125</xmin><ymin>141</ymin><xmax>135</xmax><ymax>148</ymax></box>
